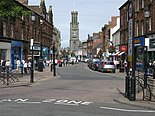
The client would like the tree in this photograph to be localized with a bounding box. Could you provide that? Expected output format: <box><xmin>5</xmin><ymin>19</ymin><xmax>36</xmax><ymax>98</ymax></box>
<box><xmin>0</xmin><ymin>0</ymin><xmax>30</xmax><ymax>21</ymax></box>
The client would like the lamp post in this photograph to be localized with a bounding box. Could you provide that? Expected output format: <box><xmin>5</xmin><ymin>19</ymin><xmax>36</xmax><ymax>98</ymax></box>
<box><xmin>129</xmin><ymin>0</ymin><xmax>136</xmax><ymax>101</ymax></box>
<box><xmin>30</xmin><ymin>13</ymin><xmax>35</xmax><ymax>83</ymax></box>
<box><xmin>53</xmin><ymin>41</ymin><xmax>56</xmax><ymax>76</ymax></box>
<box><xmin>144</xmin><ymin>7</ymin><xmax>150</xmax><ymax>88</ymax></box>
<box><xmin>40</xmin><ymin>19</ymin><xmax>43</xmax><ymax>59</ymax></box>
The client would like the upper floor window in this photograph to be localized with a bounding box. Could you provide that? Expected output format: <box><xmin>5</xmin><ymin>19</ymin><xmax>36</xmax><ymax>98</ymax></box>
<box><xmin>21</xmin><ymin>28</ymin><xmax>24</xmax><ymax>40</ymax></box>
<box><xmin>149</xmin><ymin>17</ymin><xmax>152</xmax><ymax>32</ymax></box>
<box><xmin>135</xmin><ymin>0</ymin><xmax>140</xmax><ymax>11</ymax></box>
<box><xmin>11</xmin><ymin>25</ymin><xmax>14</xmax><ymax>38</ymax></box>
<box><xmin>141</xmin><ymin>20</ymin><xmax>144</xmax><ymax>35</ymax></box>
<box><xmin>136</xmin><ymin>21</ymin><xmax>139</xmax><ymax>36</ymax></box>
<box><xmin>3</xmin><ymin>22</ymin><xmax>6</xmax><ymax>36</ymax></box>
<box><xmin>141</xmin><ymin>0</ymin><xmax>144</xmax><ymax>9</ymax></box>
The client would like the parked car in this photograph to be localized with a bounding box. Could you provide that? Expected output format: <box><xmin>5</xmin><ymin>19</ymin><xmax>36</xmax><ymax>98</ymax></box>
<box><xmin>98</xmin><ymin>61</ymin><xmax>115</xmax><ymax>73</ymax></box>
<box><xmin>88</xmin><ymin>58</ymin><xmax>100</xmax><ymax>69</ymax></box>
<box><xmin>91</xmin><ymin>60</ymin><xmax>101</xmax><ymax>71</ymax></box>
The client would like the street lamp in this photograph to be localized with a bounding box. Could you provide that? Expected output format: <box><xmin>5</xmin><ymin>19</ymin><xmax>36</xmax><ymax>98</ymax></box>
<box><xmin>40</xmin><ymin>19</ymin><xmax>43</xmax><ymax>59</ymax></box>
<box><xmin>30</xmin><ymin>13</ymin><xmax>35</xmax><ymax>83</ymax></box>
<box><xmin>53</xmin><ymin>41</ymin><xmax>56</xmax><ymax>76</ymax></box>
<box><xmin>144</xmin><ymin>6</ymin><xmax>150</xmax><ymax>88</ymax></box>
<box><xmin>130</xmin><ymin>0</ymin><xmax>136</xmax><ymax>101</ymax></box>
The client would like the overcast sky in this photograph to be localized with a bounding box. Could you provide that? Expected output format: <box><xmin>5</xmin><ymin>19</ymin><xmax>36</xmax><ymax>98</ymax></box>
<box><xmin>28</xmin><ymin>0</ymin><xmax>127</xmax><ymax>47</ymax></box>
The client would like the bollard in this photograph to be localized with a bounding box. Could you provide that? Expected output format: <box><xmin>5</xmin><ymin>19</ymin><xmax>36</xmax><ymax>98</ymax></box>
<box><xmin>125</xmin><ymin>76</ymin><xmax>130</xmax><ymax>98</ymax></box>
<box><xmin>50</xmin><ymin>64</ymin><xmax>53</xmax><ymax>72</ymax></box>
<box><xmin>6</xmin><ymin>66</ymin><xmax>9</xmax><ymax>85</ymax></box>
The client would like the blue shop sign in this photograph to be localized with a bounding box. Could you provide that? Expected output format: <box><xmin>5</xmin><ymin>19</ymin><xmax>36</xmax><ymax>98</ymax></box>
<box><xmin>134</xmin><ymin>36</ymin><xmax>145</xmax><ymax>47</ymax></box>
<box><xmin>12</xmin><ymin>41</ymin><xmax>23</xmax><ymax>47</ymax></box>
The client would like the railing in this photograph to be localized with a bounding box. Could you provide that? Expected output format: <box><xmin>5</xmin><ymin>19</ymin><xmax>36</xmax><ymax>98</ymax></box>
<box><xmin>135</xmin><ymin>70</ymin><xmax>155</xmax><ymax>101</ymax></box>
<box><xmin>125</xmin><ymin>69</ymin><xmax>155</xmax><ymax>101</ymax></box>
<box><xmin>0</xmin><ymin>66</ymin><xmax>23</xmax><ymax>85</ymax></box>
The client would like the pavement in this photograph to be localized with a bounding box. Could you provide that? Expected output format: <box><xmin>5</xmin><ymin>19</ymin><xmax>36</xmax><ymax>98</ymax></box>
<box><xmin>1</xmin><ymin>63</ymin><xmax>155</xmax><ymax>110</ymax></box>
<box><xmin>0</xmin><ymin>66</ymin><xmax>59</xmax><ymax>88</ymax></box>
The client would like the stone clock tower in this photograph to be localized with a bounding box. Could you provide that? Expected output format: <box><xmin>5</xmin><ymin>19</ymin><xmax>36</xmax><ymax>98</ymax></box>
<box><xmin>70</xmin><ymin>11</ymin><xmax>79</xmax><ymax>53</ymax></box>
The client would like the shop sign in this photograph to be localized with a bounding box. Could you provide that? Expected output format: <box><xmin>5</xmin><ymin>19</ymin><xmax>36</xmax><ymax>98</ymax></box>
<box><xmin>119</xmin><ymin>45</ymin><xmax>127</xmax><ymax>52</ymax></box>
<box><xmin>134</xmin><ymin>36</ymin><xmax>145</xmax><ymax>47</ymax></box>
<box><xmin>11</xmin><ymin>41</ymin><xmax>23</xmax><ymax>47</ymax></box>
<box><xmin>150</xmin><ymin>38</ymin><xmax>155</xmax><ymax>48</ymax></box>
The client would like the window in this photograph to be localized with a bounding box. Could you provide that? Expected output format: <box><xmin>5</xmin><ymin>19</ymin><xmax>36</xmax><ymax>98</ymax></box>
<box><xmin>135</xmin><ymin>0</ymin><xmax>140</xmax><ymax>11</ymax></box>
<box><xmin>149</xmin><ymin>17</ymin><xmax>152</xmax><ymax>31</ymax></box>
<box><xmin>136</xmin><ymin>21</ymin><xmax>139</xmax><ymax>36</ymax></box>
<box><xmin>141</xmin><ymin>20</ymin><xmax>144</xmax><ymax>35</ymax></box>
<box><xmin>3</xmin><ymin>22</ymin><xmax>6</xmax><ymax>36</ymax></box>
<box><xmin>141</xmin><ymin>0</ymin><xmax>144</xmax><ymax>8</ymax></box>
<box><xmin>21</xmin><ymin>28</ymin><xmax>24</xmax><ymax>40</ymax></box>
<box><xmin>11</xmin><ymin>25</ymin><xmax>14</xmax><ymax>38</ymax></box>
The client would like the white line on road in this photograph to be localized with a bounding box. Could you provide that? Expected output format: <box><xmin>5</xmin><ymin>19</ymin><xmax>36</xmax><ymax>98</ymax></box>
<box><xmin>54</xmin><ymin>102</ymin><xmax>79</xmax><ymax>106</ymax></box>
<box><xmin>17</xmin><ymin>102</ymin><xmax>41</xmax><ymax>104</ymax></box>
<box><xmin>100</xmin><ymin>107</ymin><xmax>155</xmax><ymax>113</ymax></box>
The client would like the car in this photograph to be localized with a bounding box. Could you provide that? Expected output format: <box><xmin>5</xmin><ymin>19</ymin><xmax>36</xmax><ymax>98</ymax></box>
<box><xmin>88</xmin><ymin>58</ymin><xmax>100</xmax><ymax>69</ymax></box>
<box><xmin>98</xmin><ymin>61</ymin><xmax>115</xmax><ymax>73</ymax></box>
<box><xmin>91</xmin><ymin>60</ymin><xmax>101</xmax><ymax>71</ymax></box>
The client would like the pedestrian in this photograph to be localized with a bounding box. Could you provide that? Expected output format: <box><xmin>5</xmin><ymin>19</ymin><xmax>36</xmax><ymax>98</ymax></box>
<box><xmin>27</xmin><ymin>61</ymin><xmax>31</xmax><ymax>73</ymax></box>
<box><xmin>16</xmin><ymin>58</ymin><xmax>20</xmax><ymax>71</ymax></box>
<box><xmin>23</xmin><ymin>61</ymin><xmax>28</xmax><ymax>74</ymax></box>
<box><xmin>20</xmin><ymin>61</ymin><xmax>24</xmax><ymax>74</ymax></box>
<box><xmin>147</xmin><ymin>60</ymin><xmax>153</xmax><ymax>76</ymax></box>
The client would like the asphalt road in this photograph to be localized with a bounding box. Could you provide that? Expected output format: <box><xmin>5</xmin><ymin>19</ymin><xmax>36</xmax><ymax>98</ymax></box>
<box><xmin>0</xmin><ymin>63</ymin><xmax>155</xmax><ymax>116</ymax></box>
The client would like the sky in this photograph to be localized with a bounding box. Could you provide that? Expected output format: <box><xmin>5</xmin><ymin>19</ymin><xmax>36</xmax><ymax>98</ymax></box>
<box><xmin>28</xmin><ymin>0</ymin><xmax>127</xmax><ymax>47</ymax></box>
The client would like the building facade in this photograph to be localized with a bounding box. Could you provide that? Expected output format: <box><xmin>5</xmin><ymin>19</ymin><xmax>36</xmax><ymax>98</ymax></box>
<box><xmin>0</xmin><ymin>0</ymin><xmax>55</xmax><ymax>69</ymax></box>
<box><xmin>70</xmin><ymin>11</ymin><xmax>80</xmax><ymax>53</ymax></box>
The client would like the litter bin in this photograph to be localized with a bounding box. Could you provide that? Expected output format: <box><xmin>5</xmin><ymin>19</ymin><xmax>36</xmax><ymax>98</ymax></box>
<box><xmin>38</xmin><ymin>59</ymin><xmax>43</xmax><ymax>72</ymax></box>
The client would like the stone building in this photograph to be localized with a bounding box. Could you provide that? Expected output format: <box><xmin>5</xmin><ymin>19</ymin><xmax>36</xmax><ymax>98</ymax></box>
<box><xmin>70</xmin><ymin>11</ymin><xmax>80</xmax><ymax>54</ymax></box>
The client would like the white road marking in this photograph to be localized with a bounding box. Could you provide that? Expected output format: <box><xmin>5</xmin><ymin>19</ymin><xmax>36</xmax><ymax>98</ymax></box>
<box><xmin>17</xmin><ymin>102</ymin><xmax>41</xmax><ymax>104</ymax></box>
<box><xmin>54</xmin><ymin>102</ymin><xmax>79</xmax><ymax>106</ymax></box>
<box><xmin>100</xmin><ymin>106</ymin><xmax>155</xmax><ymax>113</ymax></box>
<box><xmin>0</xmin><ymin>98</ymin><xmax>93</xmax><ymax>106</ymax></box>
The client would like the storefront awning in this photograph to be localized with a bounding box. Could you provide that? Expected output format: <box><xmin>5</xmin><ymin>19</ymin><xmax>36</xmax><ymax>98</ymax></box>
<box><xmin>118</xmin><ymin>52</ymin><xmax>125</xmax><ymax>56</ymax></box>
<box><xmin>113</xmin><ymin>51</ymin><xmax>120</xmax><ymax>56</ymax></box>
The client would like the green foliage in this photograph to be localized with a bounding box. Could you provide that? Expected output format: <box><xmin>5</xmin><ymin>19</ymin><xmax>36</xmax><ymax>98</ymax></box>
<box><xmin>0</xmin><ymin>0</ymin><xmax>30</xmax><ymax>21</ymax></box>
<box><xmin>71</xmin><ymin>51</ymin><xmax>75</xmax><ymax>57</ymax></box>
<box><xmin>97</xmin><ymin>49</ymin><xmax>103</xmax><ymax>58</ymax></box>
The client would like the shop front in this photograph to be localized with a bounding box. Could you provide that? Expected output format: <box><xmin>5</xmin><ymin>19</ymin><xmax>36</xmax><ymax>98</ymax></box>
<box><xmin>11</xmin><ymin>41</ymin><xmax>23</xmax><ymax>69</ymax></box>
<box><xmin>0</xmin><ymin>41</ymin><xmax>11</xmax><ymax>62</ymax></box>
<box><xmin>148</xmin><ymin>34</ymin><xmax>155</xmax><ymax>62</ymax></box>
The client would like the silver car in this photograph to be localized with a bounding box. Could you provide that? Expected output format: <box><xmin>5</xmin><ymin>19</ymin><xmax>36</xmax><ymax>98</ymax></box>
<box><xmin>98</xmin><ymin>61</ymin><xmax>116</xmax><ymax>73</ymax></box>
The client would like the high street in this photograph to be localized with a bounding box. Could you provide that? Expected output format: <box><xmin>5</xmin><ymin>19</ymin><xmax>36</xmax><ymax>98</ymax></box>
<box><xmin>0</xmin><ymin>63</ymin><xmax>155</xmax><ymax>116</ymax></box>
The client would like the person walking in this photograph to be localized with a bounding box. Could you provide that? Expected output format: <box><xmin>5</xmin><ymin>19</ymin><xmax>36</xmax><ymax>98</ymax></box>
<box><xmin>16</xmin><ymin>58</ymin><xmax>20</xmax><ymax>71</ymax></box>
<box><xmin>23</xmin><ymin>61</ymin><xmax>28</xmax><ymax>74</ymax></box>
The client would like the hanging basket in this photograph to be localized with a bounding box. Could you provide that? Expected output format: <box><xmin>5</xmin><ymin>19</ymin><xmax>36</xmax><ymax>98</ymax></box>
<box><xmin>108</xmin><ymin>46</ymin><xmax>116</xmax><ymax>53</ymax></box>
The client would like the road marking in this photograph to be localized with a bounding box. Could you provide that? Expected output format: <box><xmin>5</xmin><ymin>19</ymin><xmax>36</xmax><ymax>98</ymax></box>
<box><xmin>54</xmin><ymin>102</ymin><xmax>79</xmax><ymax>106</ymax></box>
<box><xmin>17</xmin><ymin>102</ymin><xmax>41</xmax><ymax>104</ymax></box>
<box><xmin>0</xmin><ymin>98</ymin><xmax>93</xmax><ymax>106</ymax></box>
<box><xmin>100</xmin><ymin>106</ymin><xmax>155</xmax><ymax>113</ymax></box>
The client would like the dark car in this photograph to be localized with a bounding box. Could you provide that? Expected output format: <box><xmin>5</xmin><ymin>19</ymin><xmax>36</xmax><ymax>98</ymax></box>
<box><xmin>91</xmin><ymin>60</ymin><xmax>101</xmax><ymax>71</ymax></box>
<box><xmin>88</xmin><ymin>58</ymin><xmax>100</xmax><ymax>69</ymax></box>
<box><xmin>98</xmin><ymin>61</ymin><xmax>115</xmax><ymax>73</ymax></box>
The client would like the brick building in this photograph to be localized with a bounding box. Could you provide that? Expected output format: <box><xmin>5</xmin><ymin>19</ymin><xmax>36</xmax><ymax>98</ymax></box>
<box><xmin>119</xmin><ymin>0</ymin><xmax>155</xmax><ymax>68</ymax></box>
<box><xmin>0</xmin><ymin>0</ymin><xmax>54</xmax><ymax>69</ymax></box>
